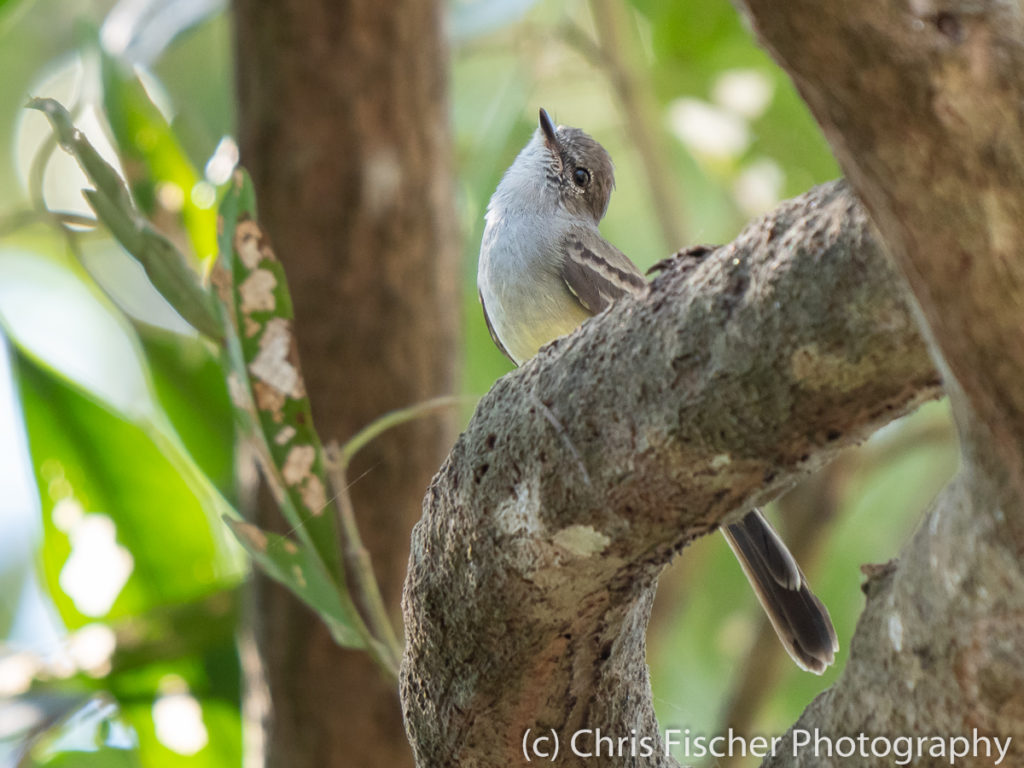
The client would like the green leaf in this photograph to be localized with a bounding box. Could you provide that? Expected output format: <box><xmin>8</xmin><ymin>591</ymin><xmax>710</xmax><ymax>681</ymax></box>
<box><xmin>16</xmin><ymin>351</ymin><xmax>236</xmax><ymax>628</ymax></box>
<box><xmin>107</xmin><ymin>589</ymin><xmax>239</xmax><ymax>674</ymax></box>
<box><xmin>100</xmin><ymin>51</ymin><xmax>219</xmax><ymax>264</ymax></box>
<box><xmin>217</xmin><ymin>175</ymin><xmax>400</xmax><ymax>671</ymax></box>
<box><xmin>224</xmin><ymin>519</ymin><xmax>367</xmax><ymax>649</ymax></box>
<box><xmin>25</xmin><ymin>97</ymin><xmax>222</xmax><ymax>342</ymax></box>
<box><xmin>136</xmin><ymin>324</ymin><xmax>236</xmax><ymax>497</ymax></box>
<box><xmin>215</xmin><ymin>173</ymin><xmax>386</xmax><ymax>659</ymax></box>
<box><xmin>217</xmin><ymin>171</ymin><xmax>343</xmax><ymax>583</ymax></box>
<box><xmin>0</xmin><ymin>243</ymin><xmax>157</xmax><ymax>418</ymax></box>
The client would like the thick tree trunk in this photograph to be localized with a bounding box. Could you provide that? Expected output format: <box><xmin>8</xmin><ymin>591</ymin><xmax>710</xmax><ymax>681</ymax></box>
<box><xmin>232</xmin><ymin>1</ymin><xmax>458</xmax><ymax>766</ymax></box>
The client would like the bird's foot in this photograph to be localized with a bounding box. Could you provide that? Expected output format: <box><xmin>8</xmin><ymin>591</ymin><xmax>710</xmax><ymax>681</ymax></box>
<box><xmin>646</xmin><ymin>244</ymin><xmax>718</xmax><ymax>276</ymax></box>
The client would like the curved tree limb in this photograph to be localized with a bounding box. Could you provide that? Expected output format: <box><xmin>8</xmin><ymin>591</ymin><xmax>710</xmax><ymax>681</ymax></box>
<box><xmin>724</xmin><ymin>1</ymin><xmax>1024</xmax><ymax>765</ymax></box>
<box><xmin>737</xmin><ymin>0</ymin><xmax>1024</xmax><ymax>484</ymax></box>
<box><xmin>401</xmin><ymin>181</ymin><xmax>941</xmax><ymax>766</ymax></box>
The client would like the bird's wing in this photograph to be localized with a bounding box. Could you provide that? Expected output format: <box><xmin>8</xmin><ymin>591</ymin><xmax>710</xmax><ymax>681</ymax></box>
<box><xmin>558</xmin><ymin>227</ymin><xmax>647</xmax><ymax>315</ymax></box>
<box><xmin>478</xmin><ymin>288</ymin><xmax>515</xmax><ymax>364</ymax></box>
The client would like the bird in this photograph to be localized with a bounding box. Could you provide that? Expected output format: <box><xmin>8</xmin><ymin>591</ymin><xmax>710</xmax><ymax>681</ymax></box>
<box><xmin>476</xmin><ymin>107</ymin><xmax>838</xmax><ymax>674</ymax></box>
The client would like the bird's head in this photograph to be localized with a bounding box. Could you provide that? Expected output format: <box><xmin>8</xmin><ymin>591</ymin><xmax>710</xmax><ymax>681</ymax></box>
<box><xmin>491</xmin><ymin>108</ymin><xmax>616</xmax><ymax>225</ymax></box>
<box><xmin>534</xmin><ymin>107</ymin><xmax>616</xmax><ymax>223</ymax></box>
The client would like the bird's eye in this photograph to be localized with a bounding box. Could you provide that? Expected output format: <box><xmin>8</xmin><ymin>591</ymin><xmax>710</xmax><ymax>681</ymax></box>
<box><xmin>572</xmin><ymin>167</ymin><xmax>591</xmax><ymax>187</ymax></box>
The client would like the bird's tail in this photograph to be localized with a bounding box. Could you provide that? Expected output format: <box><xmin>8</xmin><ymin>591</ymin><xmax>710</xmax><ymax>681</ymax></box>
<box><xmin>723</xmin><ymin>509</ymin><xmax>839</xmax><ymax>674</ymax></box>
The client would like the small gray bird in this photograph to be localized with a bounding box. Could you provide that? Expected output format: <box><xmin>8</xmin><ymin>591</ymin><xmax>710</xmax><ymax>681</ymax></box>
<box><xmin>477</xmin><ymin>108</ymin><xmax>838</xmax><ymax>674</ymax></box>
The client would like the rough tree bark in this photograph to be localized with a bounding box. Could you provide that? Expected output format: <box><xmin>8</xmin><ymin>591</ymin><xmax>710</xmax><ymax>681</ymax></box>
<box><xmin>232</xmin><ymin>1</ymin><xmax>458</xmax><ymax>766</ymax></box>
<box><xmin>402</xmin><ymin>182</ymin><xmax>940</xmax><ymax>766</ymax></box>
<box><xmin>734</xmin><ymin>1</ymin><xmax>1024</xmax><ymax>765</ymax></box>
<box><xmin>400</xmin><ymin>0</ymin><xmax>1024</xmax><ymax>765</ymax></box>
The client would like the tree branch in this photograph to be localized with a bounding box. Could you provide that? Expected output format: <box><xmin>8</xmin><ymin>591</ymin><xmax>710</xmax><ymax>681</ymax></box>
<box><xmin>736</xmin><ymin>0</ymin><xmax>1024</xmax><ymax>489</ymax></box>
<box><xmin>401</xmin><ymin>181</ymin><xmax>940</xmax><ymax>766</ymax></box>
<box><xmin>721</xmin><ymin>1</ymin><xmax>1024</xmax><ymax>764</ymax></box>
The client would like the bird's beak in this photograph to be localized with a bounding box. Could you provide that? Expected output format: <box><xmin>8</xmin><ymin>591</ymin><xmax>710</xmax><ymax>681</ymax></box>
<box><xmin>539</xmin><ymin>108</ymin><xmax>560</xmax><ymax>152</ymax></box>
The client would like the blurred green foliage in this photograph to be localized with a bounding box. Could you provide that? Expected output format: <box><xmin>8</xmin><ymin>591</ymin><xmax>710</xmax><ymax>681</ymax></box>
<box><xmin>19</xmin><ymin>353</ymin><xmax>230</xmax><ymax>628</ymax></box>
<box><xmin>0</xmin><ymin>0</ymin><xmax>955</xmax><ymax>766</ymax></box>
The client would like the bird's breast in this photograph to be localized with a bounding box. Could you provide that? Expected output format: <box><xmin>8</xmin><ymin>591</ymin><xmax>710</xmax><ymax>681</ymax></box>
<box><xmin>478</xmin><ymin>213</ymin><xmax>591</xmax><ymax>364</ymax></box>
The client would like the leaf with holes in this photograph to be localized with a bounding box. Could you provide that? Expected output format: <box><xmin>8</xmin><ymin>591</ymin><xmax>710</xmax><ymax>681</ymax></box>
<box><xmin>217</xmin><ymin>170</ymin><xmax>342</xmax><ymax>583</ymax></box>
